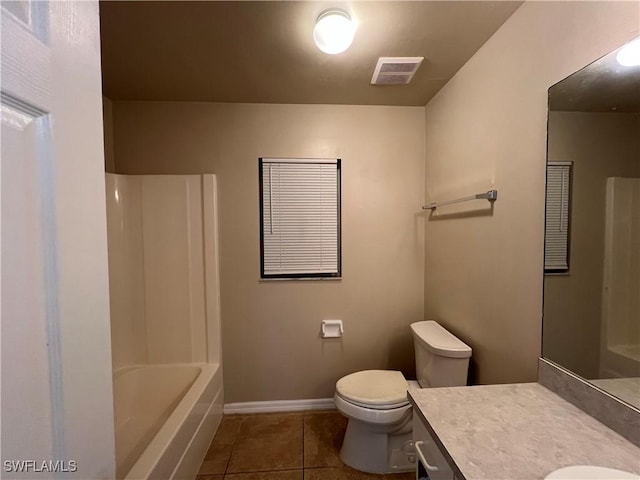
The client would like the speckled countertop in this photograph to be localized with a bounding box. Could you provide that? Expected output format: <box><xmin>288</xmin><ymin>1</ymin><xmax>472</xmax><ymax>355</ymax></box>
<box><xmin>408</xmin><ymin>383</ymin><xmax>640</xmax><ymax>480</ymax></box>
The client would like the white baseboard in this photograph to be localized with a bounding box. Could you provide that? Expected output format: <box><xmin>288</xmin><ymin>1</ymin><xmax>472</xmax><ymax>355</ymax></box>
<box><xmin>223</xmin><ymin>398</ymin><xmax>335</xmax><ymax>415</ymax></box>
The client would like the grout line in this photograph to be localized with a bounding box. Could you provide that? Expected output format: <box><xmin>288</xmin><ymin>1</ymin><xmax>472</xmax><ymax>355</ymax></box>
<box><xmin>223</xmin><ymin>413</ymin><xmax>309</xmax><ymax>476</ymax></box>
<box><xmin>216</xmin><ymin>411</ymin><xmax>354</xmax><ymax>479</ymax></box>
<box><xmin>226</xmin><ymin>467</ymin><xmax>303</xmax><ymax>473</ymax></box>
<box><xmin>223</xmin><ymin>415</ymin><xmax>241</xmax><ymax>476</ymax></box>
<box><xmin>302</xmin><ymin>409</ymin><xmax>306</xmax><ymax>471</ymax></box>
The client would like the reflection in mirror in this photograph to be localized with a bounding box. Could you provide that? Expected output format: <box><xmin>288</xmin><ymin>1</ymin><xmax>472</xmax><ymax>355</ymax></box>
<box><xmin>543</xmin><ymin>37</ymin><xmax>640</xmax><ymax>409</ymax></box>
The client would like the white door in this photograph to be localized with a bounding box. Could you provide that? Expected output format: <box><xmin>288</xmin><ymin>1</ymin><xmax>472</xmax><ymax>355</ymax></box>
<box><xmin>1</xmin><ymin>2</ymin><xmax>115</xmax><ymax>478</ymax></box>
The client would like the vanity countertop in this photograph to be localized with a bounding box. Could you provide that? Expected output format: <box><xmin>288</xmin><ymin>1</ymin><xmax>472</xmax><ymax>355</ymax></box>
<box><xmin>408</xmin><ymin>383</ymin><xmax>640</xmax><ymax>480</ymax></box>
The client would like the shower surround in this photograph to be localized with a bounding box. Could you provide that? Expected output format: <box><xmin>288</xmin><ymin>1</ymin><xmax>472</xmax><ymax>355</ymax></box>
<box><xmin>105</xmin><ymin>173</ymin><xmax>223</xmax><ymax>479</ymax></box>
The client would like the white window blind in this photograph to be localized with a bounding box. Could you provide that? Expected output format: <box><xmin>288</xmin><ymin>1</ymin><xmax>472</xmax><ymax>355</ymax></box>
<box><xmin>260</xmin><ymin>158</ymin><xmax>341</xmax><ymax>278</ymax></box>
<box><xmin>545</xmin><ymin>162</ymin><xmax>572</xmax><ymax>272</ymax></box>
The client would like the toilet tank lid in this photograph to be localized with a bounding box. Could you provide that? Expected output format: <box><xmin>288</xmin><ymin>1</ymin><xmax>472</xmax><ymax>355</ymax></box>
<box><xmin>410</xmin><ymin>321</ymin><xmax>472</xmax><ymax>359</ymax></box>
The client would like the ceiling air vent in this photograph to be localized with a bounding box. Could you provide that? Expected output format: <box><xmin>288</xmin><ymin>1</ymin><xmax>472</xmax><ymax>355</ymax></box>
<box><xmin>371</xmin><ymin>57</ymin><xmax>424</xmax><ymax>85</ymax></box>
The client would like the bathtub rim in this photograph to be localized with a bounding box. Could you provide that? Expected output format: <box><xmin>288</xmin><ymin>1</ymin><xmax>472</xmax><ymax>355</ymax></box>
<box><xmin>121</xmin><ymin>362</ymin><xmax>221</xmax><ymax>480</ymax></box>
<box><xmin>112</xmin><ymin>363</ymin><xmax>202</xmax><ymax>380</ymax></box>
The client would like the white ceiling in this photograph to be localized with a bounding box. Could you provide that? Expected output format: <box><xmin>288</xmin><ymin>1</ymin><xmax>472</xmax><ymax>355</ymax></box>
<box><xmin>100</xmin><ymin>1</ymin><xmax>522</xmax><ymax>106</ymax></box>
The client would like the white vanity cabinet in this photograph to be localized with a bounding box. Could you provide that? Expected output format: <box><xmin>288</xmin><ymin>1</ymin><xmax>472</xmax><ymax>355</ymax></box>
<box><xmin>413</xmin><ymin>416</ymin><xmax>458</xmax><ymax>480</ymax></box>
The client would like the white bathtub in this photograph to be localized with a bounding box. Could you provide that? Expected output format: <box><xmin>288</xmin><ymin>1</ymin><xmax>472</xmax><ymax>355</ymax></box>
<box><xmin>113</xmin><ymin>364</ymin><xmax>223</xmax><ymax>480</ymax></box>
<box><xmin>601</xmin><ymin>343</ymin><xmax>640</xmax><ymax>379</ymax></box>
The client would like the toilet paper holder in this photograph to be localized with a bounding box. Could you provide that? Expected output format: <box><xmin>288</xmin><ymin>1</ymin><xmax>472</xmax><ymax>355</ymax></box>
<box><xmin>321</xmin><ymin>319</ymin><xmax>343</xmax><ymax>338</ymax></box>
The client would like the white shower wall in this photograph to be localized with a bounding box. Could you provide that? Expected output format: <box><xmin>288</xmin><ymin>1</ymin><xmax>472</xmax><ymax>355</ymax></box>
<box><xmin>600</xmin><ymin>177</ymin><xmax>640</xmax><ymax>378</ymax></box>
<box><xmin>106</xmin><ymin>174</ymin><xmax>218</xmax><ymax>369</ymax></box>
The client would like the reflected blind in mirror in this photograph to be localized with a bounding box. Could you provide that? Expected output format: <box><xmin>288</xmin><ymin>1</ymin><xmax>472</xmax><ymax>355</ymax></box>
<box><xmin>545</xmin><ymin>162</ymin><xmax>572</xmax><ymax>272</ymax></box>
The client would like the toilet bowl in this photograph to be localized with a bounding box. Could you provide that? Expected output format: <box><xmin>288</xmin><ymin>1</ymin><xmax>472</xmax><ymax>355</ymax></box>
<box><xmin>334</xmin><ymin>321</ymin><xmax>471</xmax><ymax>474</ymax></box>
<box><xmin>334</xmin><ymin>370</ymin><xmax>415</xmax><ymax>473</ymax></box>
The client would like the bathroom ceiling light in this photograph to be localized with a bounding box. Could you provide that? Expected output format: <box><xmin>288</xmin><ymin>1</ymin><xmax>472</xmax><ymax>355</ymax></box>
<box><xmin>616</xmin><ymin>37</ymin><xmax>640</xmax><ymax>66</ymax></box>
<box><xmin>313</xmin><ymin>9</ymin><xmax>355</xmax><ymax>55</ymax></box>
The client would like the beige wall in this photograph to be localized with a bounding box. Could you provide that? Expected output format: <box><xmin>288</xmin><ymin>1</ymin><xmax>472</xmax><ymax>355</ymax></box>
<box><xmin>103</xmin><ymin>96</ymin><xmax>116</xmax><ymax>172</ymax></box>
<box><xmin>544</xmin><ymin>112</ymin><xmax>640</xmax><ymax>379</ymax></box>
<box><xmin>112</xmin><ymin>102</ymin><xmax>425</xmax><ymax>402</ymax></box>
<box><xmin>423</xmin><ymin>1</ymin><xmax>639</xmax><ymax>384</ymax></box>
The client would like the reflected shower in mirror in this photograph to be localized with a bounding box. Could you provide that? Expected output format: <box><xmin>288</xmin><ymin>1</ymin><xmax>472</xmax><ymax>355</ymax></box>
<box><xmin>543</xmin><ymin>37</ymin><xmax>640</xmax><ymax>409</ymax></box>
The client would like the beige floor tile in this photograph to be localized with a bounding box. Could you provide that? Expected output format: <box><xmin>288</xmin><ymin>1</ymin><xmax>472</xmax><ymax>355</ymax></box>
<box><xmin>199</xmin><ymin>443</ymin><xmax>233</xmax><ymax>475</ymax></box>
<box><xmin>213</xmin><ymin>416</ymin><xmax>245</xmax><ymax>446</ymax></box>
<box><xmin>224</xmin><ymin>470</ymin><xmax>304</xmax><ymax>480</ymax></box>
<box><xmin>199</xmin><ymin>416</ymin><xmax>246</xmax><ymax>474</ymax></box>
<box><xmin>226</xmin><ymin>413</ymin><xmax>304</xmax><ymax>473</ymax></box>
<box><xmin>303</xmin><ymin>411</ymin><xmax>347</xmax><ymax>468</ymax></box>
<box><xmin>197</xmin><ymin>412</ymin><xmax>416</xmax><ymax>479</ymax></box>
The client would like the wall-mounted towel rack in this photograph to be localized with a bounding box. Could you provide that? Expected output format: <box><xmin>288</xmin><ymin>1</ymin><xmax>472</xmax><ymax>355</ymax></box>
<box><xmin>422</xmin><ymin>189</ymin><xmax>498</xmax><ymax>210</ymax></box>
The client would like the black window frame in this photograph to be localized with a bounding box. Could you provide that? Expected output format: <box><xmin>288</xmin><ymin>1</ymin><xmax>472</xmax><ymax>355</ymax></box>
<box><xmin>258</xmin><ymin>157</ymin><xmax>342</xmax><ymax>280</ymax></box>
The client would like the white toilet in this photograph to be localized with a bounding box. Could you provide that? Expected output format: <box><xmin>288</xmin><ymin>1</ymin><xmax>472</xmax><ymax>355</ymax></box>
<box><xmin>334</xmin><ymin>320</ymin><xmax>472</xmax><ymax>474</ymax></box>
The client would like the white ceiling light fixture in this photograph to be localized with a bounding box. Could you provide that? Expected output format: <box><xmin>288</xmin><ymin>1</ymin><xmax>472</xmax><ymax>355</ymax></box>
<box><xmin>313</xmin><ymin>9</ymin><xmax>356</xmax><ymax>55</ymax></box>
<box><xmin>616</xmin><ymin>37</ymin><xmax>640</xmax><ymax>67</ymax></box>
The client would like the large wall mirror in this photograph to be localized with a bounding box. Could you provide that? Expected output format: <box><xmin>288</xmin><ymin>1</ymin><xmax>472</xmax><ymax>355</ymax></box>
<box><xmin>543</xmin><ymin>37</ymin><xmax>640</xmax><ymax>409</ymax></box>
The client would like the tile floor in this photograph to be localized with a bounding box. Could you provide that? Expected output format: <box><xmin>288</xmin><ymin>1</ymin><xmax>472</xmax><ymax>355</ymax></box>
<box><xmin>197</xmin><ymin>411</ymin><xmax>415</xmax><ymax>480</ymax></box>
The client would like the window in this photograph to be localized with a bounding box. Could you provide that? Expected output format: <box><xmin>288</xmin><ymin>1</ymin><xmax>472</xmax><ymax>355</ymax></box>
<box><xmin>545</xmin><ymin>161</ymin><xmax>572</xmax><ymax>273</ymax></box>
<box><xmin>259</xmin><ymin>158</ymin><xmax>341</xmax><ymax>279</ymax></box>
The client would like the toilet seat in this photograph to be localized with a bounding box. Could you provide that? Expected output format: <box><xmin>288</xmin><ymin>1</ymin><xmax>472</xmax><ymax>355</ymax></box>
<box><xmin>336</xmin><ymin>394</ymin><xmax>409</xmax><ymax>410</ymax></box>
<box><xmin>336</xmin><ymin>370</ymin><xmax>409</xmax><ymax>409</ymax></box>
<box><xmin>334</xmin><ymin>392</ymin><xmax>412</xmax><ymax>426</ymax></box>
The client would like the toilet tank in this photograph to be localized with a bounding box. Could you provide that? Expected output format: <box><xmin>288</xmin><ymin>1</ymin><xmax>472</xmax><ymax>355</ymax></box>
<box><xmin>411</xmin><ymin>321</ymin><xmax>472</xmax><ymax>388</ymax></box>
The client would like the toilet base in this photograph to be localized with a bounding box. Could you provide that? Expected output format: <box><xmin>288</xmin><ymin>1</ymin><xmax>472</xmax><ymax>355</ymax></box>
<box><xmin>339</xmin><ymin>416</ymin><xmax>416</xmax><ymax>474</ymax></box>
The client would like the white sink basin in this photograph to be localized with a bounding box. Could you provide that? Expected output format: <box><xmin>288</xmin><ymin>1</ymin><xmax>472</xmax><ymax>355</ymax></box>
<box><xmin>545</xmin><ymin>466</ymin><xmax>640</xmax><ymax>480</ymax></box>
